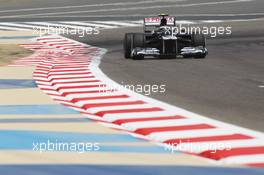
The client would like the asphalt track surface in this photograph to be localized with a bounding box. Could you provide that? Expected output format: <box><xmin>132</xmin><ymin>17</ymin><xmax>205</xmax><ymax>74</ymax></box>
<box><xmin>0</xmin><ymin>0</ymin><xmax>264</xmax><ymax>22</ymax></box>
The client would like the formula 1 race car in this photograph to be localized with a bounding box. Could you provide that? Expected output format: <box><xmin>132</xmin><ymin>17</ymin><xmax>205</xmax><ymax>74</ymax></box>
<box><xmin>123</xmin><ymin>14</ymin><xmax>208</xmax><ymax>59</ymax></box>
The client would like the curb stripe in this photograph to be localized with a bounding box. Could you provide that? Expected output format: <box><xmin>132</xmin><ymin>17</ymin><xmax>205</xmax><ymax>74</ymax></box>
<box><xmin>200</xmin><ymin>146</ymin><xmax>264</xmax><ymax>160</ymax></box>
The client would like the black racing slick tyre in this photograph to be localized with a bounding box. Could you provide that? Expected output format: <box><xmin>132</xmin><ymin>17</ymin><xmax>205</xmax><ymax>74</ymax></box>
<box><xmin>132</xmin><ymin>33</ymin><xmax>145</xmax><ymax>60</ymax></box>
<box><xmin>124</xmin><ymin>33</ymin><xmax>133</xmax><ymax>59</ymax></box>
<box><xmin>194</xmin><ymin>53</ymin><xmax>206</xmax><ymax>59</ymax></box>
<box><xmin>191</xmin><ymin>34</ymin><xmax>206</xmax><ymax>58</ymax></box>
<box><xmin>192</xmin><ymin>33</ymin><xmax>206</xmax><ymax>47</ymax></box>
<box><xmin>133</xmin><ymin>33</ymin><xmax>145</xmax><ymax>48</ymax></box>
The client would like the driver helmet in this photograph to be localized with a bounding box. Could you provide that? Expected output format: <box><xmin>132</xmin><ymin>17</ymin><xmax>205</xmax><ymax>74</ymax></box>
<box><xmin>160</xmin><ymin>17</ymin><xmax>167</xmax><ymax>26</ymax></box>
<box><xmin>159</xmin><ymin>13</ymin><xmax>168</xmax><ymax>26</ymax></box>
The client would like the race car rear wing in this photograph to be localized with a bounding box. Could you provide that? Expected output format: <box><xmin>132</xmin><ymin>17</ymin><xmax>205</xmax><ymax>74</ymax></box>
<box><xmin>144</xmin><ymin>16</ymin><xmax>176</xmax><ymax>33</ymax></box>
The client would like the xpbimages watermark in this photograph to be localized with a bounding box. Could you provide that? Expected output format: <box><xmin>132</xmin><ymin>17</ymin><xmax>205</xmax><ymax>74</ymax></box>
<box><xmin>158</xmin><ymin>24</ymin><xmax>232</xmax><ymax>38</ymax></box>
<box><xmin>33</xmin><ymin>25</ymin><xmax>100</xmax><ymax>37</ymax></box>
<box><xmin>164</xmin><ymin>141</ymin><xmax>232</xmax><ymax>154</ymax></box>
<box><xmin>33</xmin><ymin>140</ymin><xmax>100</xmax><ymax>153</ymax></box>
<box><xmin>99</xmin><ymin>82</ymin><xmax>166</xmax><ymax>96</ymax></box>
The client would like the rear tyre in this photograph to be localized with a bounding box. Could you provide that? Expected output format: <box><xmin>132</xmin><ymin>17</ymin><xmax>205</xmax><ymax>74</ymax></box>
<box><xmin>124</xmin><ymin>33</ymin><xmax>133</xmax><ymax>59</ymax></box>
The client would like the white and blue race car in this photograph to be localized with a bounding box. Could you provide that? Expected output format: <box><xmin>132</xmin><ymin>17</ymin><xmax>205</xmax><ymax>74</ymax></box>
<box><xmin>124</xmin><ymin>14</ymin><xmax>208</xmax><ymax>59</ymax></box>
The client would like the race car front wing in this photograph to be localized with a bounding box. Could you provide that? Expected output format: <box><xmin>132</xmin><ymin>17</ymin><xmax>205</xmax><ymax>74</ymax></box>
<box><xmin>131</xmin><ymin>46</ymin><xmax>208</xmax><ymax>58</ymax></box>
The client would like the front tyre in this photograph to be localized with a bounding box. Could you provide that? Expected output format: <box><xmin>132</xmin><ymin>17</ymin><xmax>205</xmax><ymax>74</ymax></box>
<box><xmin>192</xmin><ymin>34</ymin><xmax>207</xmax><ymax>58</ymax></box>
<box><xmin>132</xmin><ymin>33</ymin><xmax>145</xmax><ymax>60</ymax></box>
<box><xmin>123</xmin><ymin>33</ymin><xmax>133</xmax><ymax>59</ymax></box>
<box><xmin>194</xmin><ymin>53</ymin><xmax>206</xmax><ymax>59</ymax></box>
<box><xmin>192</xmin><ymin>33</ymin><xmax>206</xmax><ymax>47</ymax></box>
